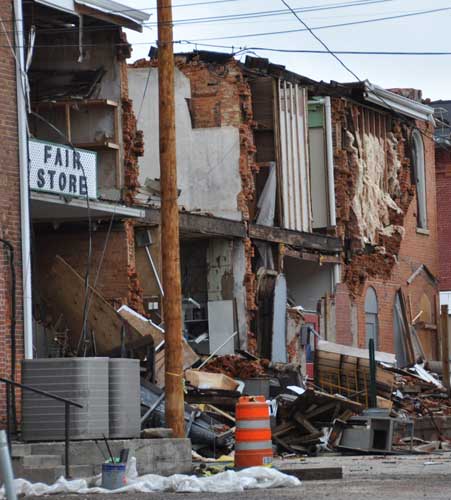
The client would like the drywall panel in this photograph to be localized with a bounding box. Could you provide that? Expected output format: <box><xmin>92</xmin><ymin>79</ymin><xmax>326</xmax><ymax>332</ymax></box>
<box><xmin>285</xmin><ymin>257</ymin><xmax>334</xmax><ymax>311</ymax></box>
<box><xmin>272</xmin><ymin>273</ymin><xmax>287</xmax><ymax>363</ymax></box>
<box><xmin>208</xmin><ymin>300</ymin><xmax>235</xmax><ymax>355</ymax></box>
<box><xmin>309</xmin><ymin>127</ymin><xmax>329</xmax><ymax>228</ymax></box>
<box><xmin>128</xmin><ymin>67</ymin><xmax>242</xmax><ymax>220</ymax></box>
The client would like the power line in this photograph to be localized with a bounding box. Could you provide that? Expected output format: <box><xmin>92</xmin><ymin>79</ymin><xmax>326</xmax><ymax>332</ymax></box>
<box><xmin>148</xmin><ymin>0</ymin><xmax>395</xmax><ymax>26</ymax></box>
<box><xmin>279</xmin><ymin>0</ymin><xmax>441</xmax><ymax>146</ymax></box>
<box><xmin>280</xmin><ymin>0</ymin><xmax>360</xmax><ymax>80</ymax></box>
<box><xmin>188</xmin><ymin>5</ymin><xmax>451</xmax><ymax>41</ymax></box>
<box><xmin>0</xmin><ymin>0</ymin><xmax>396</xmax><ymax>33</ymax></box>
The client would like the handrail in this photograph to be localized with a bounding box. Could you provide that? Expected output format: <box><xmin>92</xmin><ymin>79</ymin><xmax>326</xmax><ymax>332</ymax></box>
<box><xmin>0</xmin><ymin>376</ymin><xmax>83</xmax><ymax>479</ymax></box>
<box><xmin>0</xmin><ymin>377</ymin><xmax>83</xmax><ymax>409</ymax></box>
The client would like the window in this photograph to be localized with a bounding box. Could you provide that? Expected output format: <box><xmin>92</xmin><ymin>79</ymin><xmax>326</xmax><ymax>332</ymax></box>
<box><xmin>365</xmin><ymin>287</ymin><xmax>379</xmax><ymax>349</ymax></box>
<box><xmin>412</xmin><ymin>130</ymin><xmax>427</xmax><ymax>230</ymax></box>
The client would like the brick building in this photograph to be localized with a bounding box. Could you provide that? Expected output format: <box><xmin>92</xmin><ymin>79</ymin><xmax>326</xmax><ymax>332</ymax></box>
<box><xmin>129</xmin><ymin>53</ymin><xmax>439</xmax><ymax>367</ymax></box>
<box><xmin>430</xmin><ymin>101</ymin><xmax>451</xmax><ymax>317</ymax></box>
<box><xmin>0</xmin><ymin>0</ymin><xmax>24</xmax><ymax>424</ymax></box>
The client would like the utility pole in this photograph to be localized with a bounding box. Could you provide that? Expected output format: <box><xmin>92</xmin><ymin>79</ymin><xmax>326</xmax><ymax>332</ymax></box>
<box><xmin>157</xmin><ymin>0</ymin><xmax>185</xmax><ymax>437</ymax></box>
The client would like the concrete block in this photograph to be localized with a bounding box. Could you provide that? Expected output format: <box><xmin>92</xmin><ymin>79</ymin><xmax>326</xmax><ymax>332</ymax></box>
<box><xmin>23</xmin><ymin>454</ymin><xmax>62</xmax><ymax>468</ymax></box>
<box><xmin>11</xmin><ymin>443</ymin><xmax>32</xmax><ymax>458</ymax></box>
<box><xmin>13</xmin><ymin>465</ymin><xmax>96</xmax><ymax>484</ymax></box>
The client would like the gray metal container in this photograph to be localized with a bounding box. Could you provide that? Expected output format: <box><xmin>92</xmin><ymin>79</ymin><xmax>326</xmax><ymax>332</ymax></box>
<box><xmin>22</xmin><ymin>358</ymin><xmax>109</xmax><ymax>441</ymax></box>
<box><xmin>109</xmin><ymin>359</ymin><xmax>140</xmax><ymax>438</ymax></box>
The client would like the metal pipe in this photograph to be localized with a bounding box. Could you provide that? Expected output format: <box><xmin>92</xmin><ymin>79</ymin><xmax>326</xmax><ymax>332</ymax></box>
<box><xmin>5</xmin><ymin>385</ymin><xmax>11</xmax><ymax>454</ymax></box>
<box><xmin>369</xmin><ymin>338</ymin><xmax>377</xmax><ymax>408</ymax></box>
<box><xmin>324</xmin><ymin>96</ymin><xmax>341</xmax><ymax>287</ymax></box>
<box><xmin>198</xmin><ymin>331</ymin><xmax>238</xmax><ymax>370</ymax></box>
<box><xmin>0</xmin><ymin>430</ymin><xmax>17</xmax><ymax>500</ymax></box>
<box><xmin>144</xmin><ymin>246</ymin><xmax>164</xmax><ymax>297</ymax></box>
<box><xmin>13</xmin><ymin>0</ymin><xmax>33</xmax><ymax>360</ymax></box>
<box><xmin>324</xmin><ymin>96</ymin><xmax>336</xmax><ymax>227</ymax></box>
<box><xmin>64</xmin><ymin>403</ymin><xmax>71</xmax><ymax>479</ymax></box>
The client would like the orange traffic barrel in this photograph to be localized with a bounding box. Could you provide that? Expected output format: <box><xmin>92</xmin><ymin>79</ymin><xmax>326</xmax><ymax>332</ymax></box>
<box><xmin>235</xmin><ymin>395</ymin><xmax>273</xmax><ymax>468</ymax></box>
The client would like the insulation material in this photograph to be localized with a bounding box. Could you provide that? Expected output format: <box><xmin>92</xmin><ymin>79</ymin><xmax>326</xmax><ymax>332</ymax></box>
<box><xmin>348</xmin><ymin>130</ymin><xmax>402</xmax><ymax>245</ymax></box>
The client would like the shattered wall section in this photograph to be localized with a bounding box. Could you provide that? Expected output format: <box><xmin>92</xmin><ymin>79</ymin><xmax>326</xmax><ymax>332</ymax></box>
<box><xmin>119</xmin><ymin>32</ymin><xmax>144</xmax><ymax>205</ymax></box>
<box><xmin>176</xmin><ymin>55</ymin><xmax>258</xmax><ymax>222</ymax></box>
<box><xmin>332</xmin><ymin>98</ymin><xmax>415</xmax><ymax>295</ymax></box>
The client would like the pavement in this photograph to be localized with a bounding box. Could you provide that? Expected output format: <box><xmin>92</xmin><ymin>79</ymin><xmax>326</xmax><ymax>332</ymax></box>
<box><xmin>24</xmin><ymin>452</ymin><xmax>451</xmax><ymax>499</ymax></box>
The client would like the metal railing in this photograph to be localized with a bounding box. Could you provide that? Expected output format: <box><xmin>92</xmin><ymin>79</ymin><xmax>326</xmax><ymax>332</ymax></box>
<box><xmin>0</xmin><ymin>377</ymin><xmax>83</xmax><ymax>478</ymax></box>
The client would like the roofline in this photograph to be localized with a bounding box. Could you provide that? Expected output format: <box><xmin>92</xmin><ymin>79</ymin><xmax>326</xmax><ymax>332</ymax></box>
<box><xmin>363</xmin><ymin>81</ymin><xmax>435</xmax><ymax>124</ymax></box>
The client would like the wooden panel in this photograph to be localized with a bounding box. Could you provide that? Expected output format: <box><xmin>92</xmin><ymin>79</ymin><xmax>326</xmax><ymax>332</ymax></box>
<box><xmin>249</xmin><ymin>223</ymin><xmax>342</xmax><ymax>253</ymax></box>
<box><xmin>40</xmin><ymin>255</ymin><xmax>153</xmax><ymax>355</ymax></box>
<box><xmin>250</xmin><ymin>77</ymin><xmax>275</xmax><ymax>129</ymax></box>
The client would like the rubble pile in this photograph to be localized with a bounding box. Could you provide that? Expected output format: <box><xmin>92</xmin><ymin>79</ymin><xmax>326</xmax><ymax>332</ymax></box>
<box><xmin>203</xmin><ymin>355</ymin><xmax>269</xmax><ymax>379</ymax></box>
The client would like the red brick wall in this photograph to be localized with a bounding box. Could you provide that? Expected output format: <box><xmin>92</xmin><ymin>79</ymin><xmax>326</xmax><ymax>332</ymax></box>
<box><xmin>355</xmin><ymin>122</ymin><xmax>439</xmax><ymax>356</ymax></box>
<box><xmin>34</xmin><ymin>221</ymin><xmax>143</xmax><ymax>311</ymax></box>
<box><xmin>436</xmin><ymin>147</ymin><xmax>451</xmax><ymax>291</ymax></box>
<box><xmin>0</xmin><ymin>0</ymin><xmax>23</xmax><ymax>425</ymax></box>
<box><xmin>334</xmin><ymin>109</ymin><xmax>440</xmax><ymax>357</ymax></box>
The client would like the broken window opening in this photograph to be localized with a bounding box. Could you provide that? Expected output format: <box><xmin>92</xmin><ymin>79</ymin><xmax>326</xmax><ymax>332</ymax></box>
<box><xmin>412</xmin><ymin>129</ymin><xmax>427</xmax><ymax>230</ymax></box>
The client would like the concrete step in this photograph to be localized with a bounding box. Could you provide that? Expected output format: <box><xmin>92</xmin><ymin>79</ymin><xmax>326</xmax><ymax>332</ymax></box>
<box><xmin>11</xmin><ymin>443</ymin><xmax>32</xmax><ymax>458</ymax></box>
<box><xmin>16</xmin><ymin>464</ymin><xmax>97</xmax><ymax>485</ymax></box>
<box><xmin>23</xmin><ymin>454</ymin><xmax>62</xmax><ymax>468</ymax></box>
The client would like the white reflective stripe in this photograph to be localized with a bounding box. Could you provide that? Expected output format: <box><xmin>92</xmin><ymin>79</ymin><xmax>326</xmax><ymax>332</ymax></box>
<box><xmin>236</xmin><ymin>420</ymin><xmax>270</xmax><ymax>429</ymax></box>
<box><xmin>235</xmin><ymin>440</ymin><xmax>273</xmax><ymax>451</ymax></box>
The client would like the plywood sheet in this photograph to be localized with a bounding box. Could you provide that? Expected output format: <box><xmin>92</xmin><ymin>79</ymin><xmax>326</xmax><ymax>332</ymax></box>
<box><xmin>40</xmin><ymin>255</ymin><xmax>153</xmax><ymax>355</ymax></box>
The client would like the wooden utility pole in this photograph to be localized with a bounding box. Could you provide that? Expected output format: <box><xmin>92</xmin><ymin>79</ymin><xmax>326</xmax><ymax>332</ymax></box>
<box><xmin>157</xmin><ymin>0</ymin><xmax>185</xmax><ymax>437</ymax></box>
<box><xmin>441</xmin><ymin>305</ymin><xmax>451</xmax><ymax>396</ymax></box>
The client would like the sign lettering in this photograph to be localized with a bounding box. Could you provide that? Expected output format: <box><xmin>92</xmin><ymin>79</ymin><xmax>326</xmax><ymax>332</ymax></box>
<box><xmin>29</xmin><ymin>139</ymin><xmax>97</xmax><ymax>198</ymax></box>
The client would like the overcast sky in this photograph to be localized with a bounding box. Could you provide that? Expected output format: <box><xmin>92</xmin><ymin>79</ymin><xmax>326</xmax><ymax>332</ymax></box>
<box><xmin>123</xmin><ymin>0</ymin><xmax>451</xmax><ymax>101</ymax></box>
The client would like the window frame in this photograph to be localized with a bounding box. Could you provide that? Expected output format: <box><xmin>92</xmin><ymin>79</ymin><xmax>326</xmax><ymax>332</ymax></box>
<box><xmin>412</xmin><ymin>129</ymin><xmax>428</xmax><ymax>230</ymax></box>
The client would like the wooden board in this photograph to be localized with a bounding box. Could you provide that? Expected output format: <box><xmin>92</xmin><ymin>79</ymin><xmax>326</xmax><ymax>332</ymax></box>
<box><xmin>117</xmin><ymin>304</ymin><xmax>164</xmax><ymax>345</ymax></box>
<box><xmin>40</xmin><ymin>255</ymin><xmax>153</xmax><ymax>355</ymax></box>
<box><xmin>154</xmin><ymin>341</ymin><xmax>200</xmax><ymax>387</ymax></box>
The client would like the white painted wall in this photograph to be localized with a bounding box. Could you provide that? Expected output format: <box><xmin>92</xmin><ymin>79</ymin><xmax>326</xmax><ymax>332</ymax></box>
<box><xmin>128</xmin><ymin>67</ymin><xmax>242</xmax><ymax>220</ymax></box>
<box><xmin>285</xmin><ymin>257</ymin><xmax>335</xmax><ymax>311</ymax></box>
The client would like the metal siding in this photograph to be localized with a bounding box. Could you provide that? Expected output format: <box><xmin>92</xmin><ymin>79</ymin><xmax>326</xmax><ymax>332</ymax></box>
<box><xmin>278</xmin><ymin>80</ymin><xmax>311</xmax><ymax>232</ymax></box>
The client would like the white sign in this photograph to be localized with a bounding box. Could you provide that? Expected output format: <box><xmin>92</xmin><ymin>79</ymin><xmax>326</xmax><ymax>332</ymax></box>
<box><xmin>29</xmin><ymin>139</ymin><xmax>97</xmax><ymax>198</ymax></box>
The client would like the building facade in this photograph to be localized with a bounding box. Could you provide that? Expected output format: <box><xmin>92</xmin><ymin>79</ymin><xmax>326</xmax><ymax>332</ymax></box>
<box><xmin>129</xmin><ymin>52</ymin><xmax>439</xmax><ymax>366</ymax></box>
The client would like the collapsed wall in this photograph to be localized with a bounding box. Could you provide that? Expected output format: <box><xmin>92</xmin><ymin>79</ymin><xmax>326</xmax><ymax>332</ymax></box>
<box><xmin>332</xmin><ymin>98</ymin><xmax>416</xmax><ymax>296</ymax></box>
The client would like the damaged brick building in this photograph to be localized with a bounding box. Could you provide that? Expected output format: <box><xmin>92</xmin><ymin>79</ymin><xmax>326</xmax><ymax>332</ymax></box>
<box><xmin>128</xmin><ymin>52</ymin><xmax>439</xmax><ymax>367</ymax></box>
<box><xmin>0</xmin><ymin>0</ymin><xmax>24</xmax><ymax>423</ymax></box>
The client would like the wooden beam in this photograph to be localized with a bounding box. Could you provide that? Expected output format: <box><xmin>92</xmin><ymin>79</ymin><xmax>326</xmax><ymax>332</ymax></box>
<box><xmin>143</xmin><ymin>208</ymin><xmax>246</xmax><ymax>238</ymax></box>
<box><xmin>249</xmin><ymin>223</ymin><xmax>341</xmax><ymax>253</ymax></box>
<box><xmin>284</xmin><ymin>246</ymin><xmax>341</xmax><ymax>264</ymax></box>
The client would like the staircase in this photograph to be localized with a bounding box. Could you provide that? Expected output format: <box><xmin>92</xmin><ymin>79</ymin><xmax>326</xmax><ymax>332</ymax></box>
<box><xmin>10</xmin><ymin>443</ymin><xmax>99</xmax><ymax>484</ymax></box>
<box><xmin>3</xmin><ymin>438</ymin><xmax>192</xmax><ymax>485</ymax></box>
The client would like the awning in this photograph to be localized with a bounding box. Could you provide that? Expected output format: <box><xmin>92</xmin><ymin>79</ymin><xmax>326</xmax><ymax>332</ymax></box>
<box><xmin>33</xmin><ymin>0</ymin><xmax>149</xmax><ymax>31</ymax></box>
<box><xmin>363</xmin><ymin>81</ymin><xmax>435</xmax><ymax>124</ymax></box>
<box><xmin>31</xmin><ymin>191</ymin><xmax>145</xmax><ymax>221</ymax></box>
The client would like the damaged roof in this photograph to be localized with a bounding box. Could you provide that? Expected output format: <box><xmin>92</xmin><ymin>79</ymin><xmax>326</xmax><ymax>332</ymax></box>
<box><xmin>33</xmin><ymin>0</ymin><xmax>149</xmax><ymax>31</ymax></box>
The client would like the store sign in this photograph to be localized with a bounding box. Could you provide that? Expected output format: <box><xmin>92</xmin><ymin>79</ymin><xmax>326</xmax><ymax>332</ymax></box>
<box><xmin>29</xmin><ymin>139</ymin><xmax>97</xmax><ymax>198</ymax></box>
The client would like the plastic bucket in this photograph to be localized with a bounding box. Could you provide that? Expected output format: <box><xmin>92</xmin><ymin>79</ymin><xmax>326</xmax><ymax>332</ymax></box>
<box><xmin>101</xmin><ymin>463</ymin><xmax>127</xmax><ymax>490</ymax></box>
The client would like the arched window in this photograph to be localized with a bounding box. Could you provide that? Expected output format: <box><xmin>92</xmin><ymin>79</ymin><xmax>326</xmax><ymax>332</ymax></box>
<box><xmin>365</xmin><ymin>287</ymin><xmax>379</xmax><ymax>349</ymax></box>
<box><xmin>412</xmin><ymin>129</ymin><xmax>427</xmax><ymax>230</ymax></box>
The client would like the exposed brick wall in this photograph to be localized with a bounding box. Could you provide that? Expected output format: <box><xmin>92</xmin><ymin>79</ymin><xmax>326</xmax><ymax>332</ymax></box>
<box><xmin>436</xmin><ymin>146</ymin><xmax>451</xmax><ymax>291</ymax></box>
<box><xmin>129</xmin><ymin>55</ymin><xmax>260</xmax><ymax>347</ymax></box>
<box><xmin>34</xmin><ymin>221</ymin><xmax>143</xmax><ymax>311</ymax></box>
<box><xmin>0</xmin><ymin>0</ymin><xmax>23</xmax><ymax>425</ymax></box>
<box><xmin>333</xmin><ymin>104</ymin><xmax>439</xmax><ymax>356</ymax></box>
